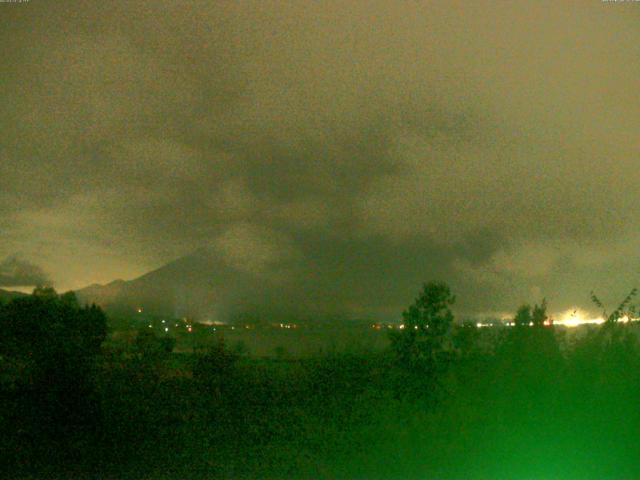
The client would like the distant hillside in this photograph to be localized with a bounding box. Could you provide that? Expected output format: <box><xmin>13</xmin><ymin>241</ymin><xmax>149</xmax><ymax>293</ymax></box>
<box><xmin>0</xmin><ymin>288</ymin><xmax>28</xmax><ymax>302</ymax></box>
<box><xmin>76</xmin><ymin>279</ymin><xmax>127</xmax><ymax>308</ymax></box>
<box><xmin>74</xmin><ymin>247</ymin><xmax>351</xmax><ymax>323</ymax></box>
<box><xmin>75</xmin><ymin>248</ymin><xmax>255</xmax><ymax>320</ymax></box>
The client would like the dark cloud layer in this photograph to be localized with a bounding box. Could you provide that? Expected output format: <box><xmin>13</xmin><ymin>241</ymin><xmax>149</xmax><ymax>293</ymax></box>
<box><xmin>1</xmin><ymin>1</ymin><xmax>640</xmax><ymax>318</ymax></box>
<box><xmin>0</xmin><ymin>256</ymin><xmax>50</xmax><ymax>288</ymax></box>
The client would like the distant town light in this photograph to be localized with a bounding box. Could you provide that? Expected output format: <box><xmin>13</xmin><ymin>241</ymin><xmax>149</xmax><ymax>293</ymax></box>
<box><xmin>555</xmin><ymin>308</ymin><xmax>606</xmax><ymax>328</ymax></box>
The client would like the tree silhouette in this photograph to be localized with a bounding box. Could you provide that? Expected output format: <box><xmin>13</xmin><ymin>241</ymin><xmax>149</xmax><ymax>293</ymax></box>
<box><xmin>390</xmin><ymin>281</ymin><xmax>455</xmax><ymax>376</ymax></box>
<box><xmin>0</xmin><ymin>288</ymin><xmax>108</xmax><ymax>470</ymax></box>
<box><xmin>498</xmin><ymin>300</ymin><xmax>562</xmax><ymax>414</ymax></box>
<box><xmin>531</xmin><ymin>299</ymin><xmax>548</xmax><ymax>327</ymax></box>
<box><xmin>512</xmin><ymin>300</ymin><xmax>547</xmax><ymax>328</ymax></box>
<box><xmin>514</xmin><ymin>304</ymin><xmax>532</xmax><ymax>328</ymax></box>
<box><xmin>590</xmin><ymin>288</ymin><xmax>637</xmax><ymax>324</ymax></box>
<box><xmin>0</xmin><ymin>288</ymin><xmax>106</xmax><ymax>363</ymax></box>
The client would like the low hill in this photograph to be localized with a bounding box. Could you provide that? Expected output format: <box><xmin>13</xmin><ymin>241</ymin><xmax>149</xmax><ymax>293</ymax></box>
<box><xmin>0</xmin><ymin>288</ymin><xmax>28</xmax><ymax>302</ymax></box>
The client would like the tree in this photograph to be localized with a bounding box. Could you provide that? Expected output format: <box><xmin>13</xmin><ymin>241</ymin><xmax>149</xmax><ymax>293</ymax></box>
<box><xmin>0</xmin><ymin>289</ymin><xmax>108</xmax><ymax>468</ymax></box>
<box><xmin>531</xmin><ymin>299</ymin><xmax>548</xmax><ymax>327</ymax></box>
<box><xmin>584</xmin><ymin>287</ymin><xmax>640</xmax><ymax>385</ymax></box>
<box><xmin>499</xmin><ymin>300</ymin><xmax>562</xmax><ymax>404</ymax></box>
<box><xmin>390</xmin><ymin>281</ymin><xmax>455</xmax><ymax>375</ymax></box>
<box><xmin>590</xmin><ymin>288</ymin><xmax>637</xmax><ymax>324</ymax></box>
<box><xmin>514</xmin><ymin>304</ymin><xmax>532</xmax><ymax>328</ymax></box>
<box><xmin>512</xmin><ymin>300</ymin><xmax>547</xmax><ymax>328</ymax></box>
<box><xmin>0</xmin><ymin>289</ymin><xmax>106</xmax><ymax>363</ymax></box>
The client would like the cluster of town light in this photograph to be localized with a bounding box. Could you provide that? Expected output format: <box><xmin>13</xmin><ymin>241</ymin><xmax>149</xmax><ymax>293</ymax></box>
<box><xmin>374</xmin><ymin>324</ymin><xmax>425</xmax><ymax>330</ymax></box>
<box><xmin>279</xmin><ymin>323</ymin><xmax>297</xmax><ymax>329</ymax></box>
<box><xmin>369</xmin><ymin>309</ymin><xmax>639</xmax><ymax>331</ymax></box>
<box><xmin>139</xmin><ymin>306</ymin><xmax>637</xmax><ymax>333</ymax></box>
<box><xmin>145</xmin><ymin>315</ymin><xmax>193</xmax><ymax>333</ymax></box>
<box><xmin>555</xmin><ymin>308</ymin><xmax>636</xmax><ymax>328</ymax></box>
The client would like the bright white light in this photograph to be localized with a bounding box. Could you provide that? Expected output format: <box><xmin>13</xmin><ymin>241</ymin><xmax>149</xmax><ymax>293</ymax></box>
<box><xmin>555</xmin><ymin>308</ymin><xmax>605</xmax><ymax>328</ymax></box>
<box><xmin>164</xmin><ymin>327</ymin><xmax>168</xmax><ymax>332</ymax></box>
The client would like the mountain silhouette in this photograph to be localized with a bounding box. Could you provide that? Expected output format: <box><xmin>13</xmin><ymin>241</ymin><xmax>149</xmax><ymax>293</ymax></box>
<box><xmin>0</xmin><ymin>288</ymin><xmax>27</xmax><ymax>302</ymax></box>
<box><xmin>74</xmin><ymin>247</ymin><xmax>341</xmax><ymax>323</ymax></box>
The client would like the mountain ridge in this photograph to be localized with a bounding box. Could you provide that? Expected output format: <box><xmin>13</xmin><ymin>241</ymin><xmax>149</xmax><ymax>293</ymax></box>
<box><xmin>0</xmin><ymin>288</ymin><xmax>28</xmax><ymax>302</ymax></box>
<box><xmin>73</xmin><ymin>247</ymin><xmax>355</xmax><ymax>323</ymax></box>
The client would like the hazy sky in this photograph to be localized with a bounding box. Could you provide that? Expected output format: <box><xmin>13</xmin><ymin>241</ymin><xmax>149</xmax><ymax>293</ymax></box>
<box><xmin>2</xmin><ymin>1</ymin><xmax>640</xmax><ymax>317</ymax></box>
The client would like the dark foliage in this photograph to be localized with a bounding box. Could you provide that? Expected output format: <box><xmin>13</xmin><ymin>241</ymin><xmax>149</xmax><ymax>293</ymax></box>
<box><xmin>4</xmin><ymin>283</ymin><xmax>640</xmax><ymax>479</ymax></box>
<box><xmin>135</xmin><ymin>329</ymin><xmax>177</xmax><ymax>358</ymax></box>
<box><xmin>0</xmin><ymin>288</ymin><xmax>107</xmax><ymax>476</ymax></box>
<box><xmin>389</xmin><ymin>281</ymin><xmax>455</xmax><ymax>374</ymax></box>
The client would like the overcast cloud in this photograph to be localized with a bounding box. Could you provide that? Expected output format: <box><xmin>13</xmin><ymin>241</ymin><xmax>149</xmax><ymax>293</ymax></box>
<box><xmin>1</xmin><ymin>1</ymin><xmax>640</xmax><ymax>317</ymax></box>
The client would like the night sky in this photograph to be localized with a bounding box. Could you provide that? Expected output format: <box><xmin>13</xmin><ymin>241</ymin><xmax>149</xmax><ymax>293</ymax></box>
<box><xmin>2</xmin><ymin>1</ymin><xmax>640</xmax><ymax>318</ymax></box>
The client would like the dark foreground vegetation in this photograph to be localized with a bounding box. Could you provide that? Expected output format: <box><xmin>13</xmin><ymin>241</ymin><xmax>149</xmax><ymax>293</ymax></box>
<box><xmin>3</xmin><ymin>284</ymin><xmax>640</xmax><ymax>479</ymax></box>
